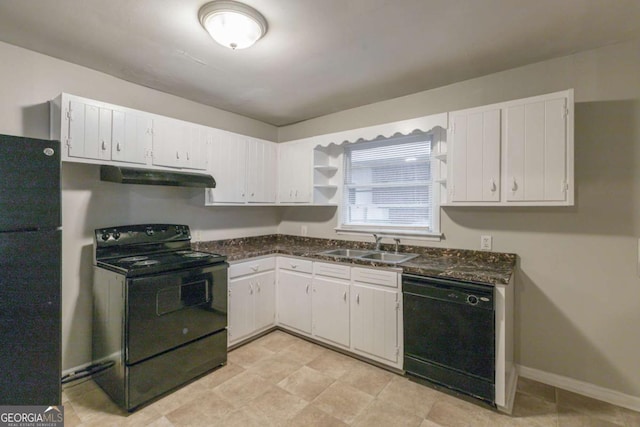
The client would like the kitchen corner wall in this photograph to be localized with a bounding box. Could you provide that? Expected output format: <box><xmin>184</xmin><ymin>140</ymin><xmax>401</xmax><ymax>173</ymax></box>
<box><xmin>278</xmin><ymin>38</ymin><xmax>640</xmax><ymax>400</ymax></box>
<box><xmin>0</xmin><ymin>41</ymin><xmax>281</xmax><ymax>371</ymax></box>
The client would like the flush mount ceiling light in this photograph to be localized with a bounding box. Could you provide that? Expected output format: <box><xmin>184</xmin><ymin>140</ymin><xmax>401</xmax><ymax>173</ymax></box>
<box><xmin>198</xmin><ymin>1</ymin><xmax>267</xmax><ymax>50</ymax></box>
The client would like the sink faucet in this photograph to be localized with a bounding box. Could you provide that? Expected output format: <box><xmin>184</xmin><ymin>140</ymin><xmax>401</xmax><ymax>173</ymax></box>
<box><xmin>373</xmin><ymin>234</ymin><xmax>383</xmax><ymax>251</ymax></box>
<box><xmin>394</xmin><ymin>238</ymin><xmax>401</xmax><ymax>254</ymax></box>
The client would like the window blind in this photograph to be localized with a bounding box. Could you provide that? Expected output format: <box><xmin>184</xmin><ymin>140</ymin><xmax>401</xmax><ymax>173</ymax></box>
<box><xmin>342</xmin><ymin>133</ymin><xmax>433</xmax><ymax>232</ymax></box>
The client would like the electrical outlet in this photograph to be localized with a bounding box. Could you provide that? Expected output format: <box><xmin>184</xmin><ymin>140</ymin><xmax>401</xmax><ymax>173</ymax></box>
<box><xmin>301</xmin><ymin>225</ymin><xmax>308</xmax><ymax>236</ymax></box>
<box><xmin>480</xmin><ymin>235</ymin><xmax>492</xmax><ymax>251</ymax></box>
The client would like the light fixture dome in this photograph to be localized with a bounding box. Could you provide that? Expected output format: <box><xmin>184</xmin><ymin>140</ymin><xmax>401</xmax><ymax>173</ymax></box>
<box><xmin>198</xmin><ymin>1</ymin><xmax>267</xmax><ymax>50</ymax></box>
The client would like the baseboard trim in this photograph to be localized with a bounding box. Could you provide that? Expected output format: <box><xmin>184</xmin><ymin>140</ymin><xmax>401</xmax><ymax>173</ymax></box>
<box><xmin>518</xmin><ymin>365</ymin><xmax>640</xmax><ymax>412</ymax></box>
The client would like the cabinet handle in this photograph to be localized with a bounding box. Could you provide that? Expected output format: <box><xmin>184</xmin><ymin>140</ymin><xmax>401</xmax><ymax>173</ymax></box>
<box><xmin>256</xmin><ymin>282</ymin><xmax>261</xmax><ymax>293</ymax></box>
<box><xmin>305</xmin><ymin>284</ymin><xmax>309</xmax><ymax>294</ymax></box>
<box><xmin>251</xmin><ymin>192</ymin><xmax>254</xmax><ymax>197</ymax></box>
<box><xmin>489</xmin><ymin>179</ymin><xmax>497</xmax><ymax>192</ymax></box>
<box><xmin>356</xmin><ymin>294</ymin><xmax>360</xmax><ymax>304</ymax></box>
<box><xmin>187</xmin><ymin>152</ymin><xmax>190</xmax><ymax>160</ymax></box>
<box><xmin>116</xmin><ymin>142</ymin><xmax>122</xmax><ymax>152</ymax></box>
<box><xmin>101</xmin><ymin>140</ymin><xmax>107</xmax><ymax>150</ymax></box>
<box><xmin>511</xmin><ymin>178</ymin><xmax>518</xmax><ymax>192</ymax></box>
<box><xmin>250</xmin><ymin>283</ymin><xmax>254</xmax><ymax>295</ymax></box>
<box><xmin>343</xmin><ymin>291</ymin><xmax>347</xmax><ymax>301</ymax></box>
<box><xmin>251</xmin><ymin>265</ymin><xmax>259</xmax><ymax>272</ymax></box>
<box><xmin>176</xmin><ymin>151</ymin><xmax>180</xmax><ymax>159</ymax></box>
<box><xmin>290</xmin><ymin>264</ymin><xmax>298</xmax><ymax>269</ymax></box>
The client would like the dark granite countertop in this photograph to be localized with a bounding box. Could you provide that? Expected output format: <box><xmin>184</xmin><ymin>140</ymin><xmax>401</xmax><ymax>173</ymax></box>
<box><xmin>194</xmin><ymin>234</ymin><xmax>516</xmax><ymax>286</ymax></box>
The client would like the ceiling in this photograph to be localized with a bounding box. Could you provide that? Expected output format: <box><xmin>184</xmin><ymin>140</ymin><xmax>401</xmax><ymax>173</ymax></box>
<box><xmin>0</xmin><ymin>0</ymin><xmax>639</xmax><ymax>126</ymax></box>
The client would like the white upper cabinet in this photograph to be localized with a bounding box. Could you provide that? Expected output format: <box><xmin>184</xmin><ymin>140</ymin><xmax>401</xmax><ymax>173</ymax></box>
<box><xmin>444</xmin><ymin>89</ymin><xmax>574</xmax><ymax>206</ymax></box>
<box><xmin>60</xmin><ymin>99</ymin><xmax>149</xmax><ymax>165</ymax></box>
<box><xmin>277</xmin><ymin>140</ymin><xmax>312</xmax><ymax>204</ymax></box>
<box><xmin>111</xmin><ymin>110</ymin><xmax>151</xmax><ymax>165</ymax></box>
<box><xmin>503</xmin><ymin>95</ymin><xmax>571</xmax><ymax>203</ymax></box>
<box><xmin>152</xmin><ymin>118</ymin><xmax>207</xmax><ymax>170</ymax></box>
<box><xmin>246</xmin><ymin>137</ymin><xmax>277</xmax><ymax>203</ymax></box>
<box><xmin>206</xmin><ymin>130</ymin><xmax>247</xmax><ymax>203</ymax></box>
<box><xmin>205</xmin><ymin>133</ymin><xmax>277</xmax><ymax>204</ymax></box>
<box><xmin>66</xmin><ymin>101</ymin><xmax>111</xmax><ymax>161</ymax></box>
<box><xmin>51</xmin><ymin>93</ymin><xmax>150</xmax><ymax>166</ymax></box>
<box><xmin>449</xmin><ymin>107</ymin><xmax>501</xmax><ymax>203</ymax></box>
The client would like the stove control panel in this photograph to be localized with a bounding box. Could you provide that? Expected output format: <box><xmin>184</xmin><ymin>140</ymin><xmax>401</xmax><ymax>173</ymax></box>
<box><xmin>95</xmin><ymin>224</ymin><xmax>191</xmax><ymax>247</ymax></box>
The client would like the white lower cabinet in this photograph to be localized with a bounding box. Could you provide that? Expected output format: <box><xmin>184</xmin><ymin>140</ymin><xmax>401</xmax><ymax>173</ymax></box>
<box><xmin>228</xmin><ymin>256</ymin><xmax>402</xmax><ymax>368</ymax></box>
<box><xmin>312</xmin><ymin>263</ymin><xmax>350</xmax><ymax>348</ymax></box>
<box><xmin>351</xmin><ymin>284</ymin><xmax>400</xmax><ymax>365</ymax></box>
<box><xmin>350</xmin><ymin>267</ymin><xmax>402</xmax><ymax>368</ymax></box>
<box><xmin>276</xmin><ymin>257</ymin><xmax>313</xmax><ymax>334</ymax></box>
<box><xmin>228</xmin><ymin>257</ymin><xmax>276</xmax><ymax>346</ymax></box>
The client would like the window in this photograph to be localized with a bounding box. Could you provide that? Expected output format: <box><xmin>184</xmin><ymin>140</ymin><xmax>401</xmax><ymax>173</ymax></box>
<box><xmin>340</xmin><ymin>133</ymin><xmax>439</xmax><ymax>235</ymax></box>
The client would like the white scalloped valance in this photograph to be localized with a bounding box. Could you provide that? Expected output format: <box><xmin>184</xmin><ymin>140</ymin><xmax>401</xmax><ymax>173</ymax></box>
<box><xmin>310</xmin><ymin>112</ymin><xmax>448</xmax><ymax>148</ymax></box>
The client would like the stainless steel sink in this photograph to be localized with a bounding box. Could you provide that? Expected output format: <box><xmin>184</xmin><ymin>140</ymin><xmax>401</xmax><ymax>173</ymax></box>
<box><xmin>319</xmin><ymin>248</ymin><xmax>419</xmax><ymax>265</ymax></box>
<box><xmin>320</xmin><ymin>248</ymin><xmax>375</xmax><ymax>258</ymax></box>
<box><xmin>359</xmin><ymin>252</ymin><xmax>419</xmax><ymax>264</ymax></box>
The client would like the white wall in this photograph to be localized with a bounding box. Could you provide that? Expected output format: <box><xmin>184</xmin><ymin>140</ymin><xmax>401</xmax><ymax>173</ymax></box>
<box><xmin>278</xmin><ymin>39</ymin><xmax>640</xmax><ymax>399</ymax></box>
<box><xmin>0</xmin><ymin>41</ymin><xmax>281</xmax><ymax>371</ymax></box>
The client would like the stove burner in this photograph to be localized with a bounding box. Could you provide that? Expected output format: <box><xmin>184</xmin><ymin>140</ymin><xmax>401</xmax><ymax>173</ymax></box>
<box><xmin>183</xmin><ymin>252</ymin><xmax>211</xmax><ymax>258</ymax></box>
<box><xmin>133</xmin><ymin>260</ymin><xmax>159</xmax><ymax>267</ymax></box>
<box><xmin>119</xmin><ymin>256</ymin><xmax>149</xmax><ymax>262</ymax></box>
<box><xmin>176</xmin><ymin>250</ymin><xmax>192</xmax><ymax>254</ymax></box>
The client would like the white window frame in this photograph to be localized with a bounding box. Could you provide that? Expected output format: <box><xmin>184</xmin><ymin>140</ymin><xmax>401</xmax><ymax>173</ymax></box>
<box><xmin>336</xmin><ymin>132</ymin><xmax>441</xmax><ymax>239</ymax></box>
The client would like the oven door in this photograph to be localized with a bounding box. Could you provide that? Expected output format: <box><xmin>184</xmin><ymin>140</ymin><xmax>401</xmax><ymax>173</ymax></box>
<box><xmin>126</xmin><ymin>262</ymin><xmax>228</xmax><ymax>365</ymax></box>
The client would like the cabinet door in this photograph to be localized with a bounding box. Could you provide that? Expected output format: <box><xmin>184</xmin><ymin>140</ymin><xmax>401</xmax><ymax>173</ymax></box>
<box><xmin>449</xmin><ymin>108</ymin><xmax>501</xmax><ymax>202</ymax></box>
<box><xmin>112</xmin><ymin>111</ymin><xmax>149</xmax><ymax>164</ymax></box>
<box><xmin>292</xmin><ymin>143</ymin><xmax>312</xmax><ymax>203</ymax></box>
<box><xmin>207</xmin><ymin>131</ymin><xmax>246</xmax><ymax>203</ymax></box>
<box><xmin>504</xmin><ymin>97</ymin><xmax>568</xmax><ymax>202</ymax></box>
<box><xmin>312</xmin><ymin>277</ymin><xmax>350</xmax><ymax>347</ymax></box>
<box><xmin>277</xmin><ymin>270</ymin><xmax>312</xmax><ymax>334</ymax></box>
<box><xmin>152</xmin><ymin>118</ymin><xmax>183</xmax><ymax>168</ymax></box>
<box><xmin>186</xmin><ymin>125</ymin><xmax>208</xmax><ymax>170</ymax></box>
<box><xmin>277</xmin><ymin>143</ymin><xmax>294</xmax><ymax>202</ymax></box>
<box><xmin>254</xmin><ymin>271</ymin><xmax>276</xmax><ymax>330</ymax></box>
<box><xmin>351</xmin><ymin>284</ymin><xmax>399</xmax><ymax>362</ymax></box>
<box><xmin>67</xmin><ymin>101</ymin><xmax>112</xmax><ymax>160</ymax></box>
<box><xmin>246</xmin><ymin>138</ymin><xmax>277</xmax><ymax>203</ymax></box>
<box><xmin>228</xmin><ymin>277</ymin><xmax>255</xmax><ymax>344</ymax></box>
<box><xmin>278</xmin><ymin>141</ymin><xmax>312</xmax><ymax>203</ymax></box>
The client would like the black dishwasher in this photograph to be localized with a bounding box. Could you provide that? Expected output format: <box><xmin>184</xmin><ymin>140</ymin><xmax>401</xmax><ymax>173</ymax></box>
<box><xmin>403</xmin><ymin>274</ymin><xmax>495</xmax><ymax>404</ymax></box>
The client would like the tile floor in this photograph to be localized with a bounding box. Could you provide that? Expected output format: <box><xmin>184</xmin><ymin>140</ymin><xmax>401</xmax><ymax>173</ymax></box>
<box><xmin>62</xmin><ymin>330</ymin><xmax>640</xmax><ymax>426</ymax></box>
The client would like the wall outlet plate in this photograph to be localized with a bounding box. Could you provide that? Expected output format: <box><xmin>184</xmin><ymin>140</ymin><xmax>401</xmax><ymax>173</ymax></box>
<box><xmin>480</xmin><ymin>235</ymin><xmax>492</xmax><ymax>251</ymax></box>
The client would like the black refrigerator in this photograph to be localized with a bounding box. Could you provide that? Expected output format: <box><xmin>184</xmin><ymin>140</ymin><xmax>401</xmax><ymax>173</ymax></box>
<box><xmin>0</xmin><ymin>134</ymin><xmax>61</xmax><ymax>404</ymax></box>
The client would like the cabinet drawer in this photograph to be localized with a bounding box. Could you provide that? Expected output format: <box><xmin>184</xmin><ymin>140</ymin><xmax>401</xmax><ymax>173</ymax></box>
<box><xmin>278</xmin><ymin>257</ymin><xmax>313</xmax><ymax>274</ymax></box>
<box><xmin>313</xmin><ymin>262</ymin><xmax>351</xmax><ymax>280</ymax></box>
<box><xmin>352</xmin><ymin>267</ymin><xmax>398</xmax><ymax>288</ymax></box>
<box><xmin>229</xmin><ymin>257</ymin><xmax>276</xmax><ymax>278</ymax></box>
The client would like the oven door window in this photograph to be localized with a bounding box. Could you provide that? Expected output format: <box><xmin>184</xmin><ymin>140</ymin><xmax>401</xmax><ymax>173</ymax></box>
<box><xmin>156</xmin><ymin>280</ymin><xmax>209</xmax><ymax>316</ymax></box>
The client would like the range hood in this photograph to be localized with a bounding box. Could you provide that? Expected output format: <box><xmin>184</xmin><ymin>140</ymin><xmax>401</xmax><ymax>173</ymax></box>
<box><xmin>100</xmin><ymin>165</ymin><xmax>216</xmax><ymax>188</ymax></box>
